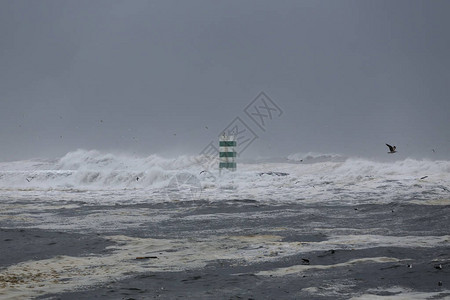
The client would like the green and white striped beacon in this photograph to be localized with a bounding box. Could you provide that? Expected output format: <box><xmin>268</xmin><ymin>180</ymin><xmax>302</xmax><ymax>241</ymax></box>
<box><xmin>219</xmin><ymin>133</ymin><xmax>236</xmax><ymax>172</ymax></box>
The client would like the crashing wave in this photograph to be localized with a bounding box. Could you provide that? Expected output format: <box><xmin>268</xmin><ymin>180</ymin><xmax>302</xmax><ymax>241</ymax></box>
<box><xmin>0</xmin><ymin>150</ymin><xmax>449</xmax><ymax>206</ymax></box>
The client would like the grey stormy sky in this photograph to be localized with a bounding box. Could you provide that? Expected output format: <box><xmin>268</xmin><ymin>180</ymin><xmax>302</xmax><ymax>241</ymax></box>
<box><xmin>1</xmin><ymin>0</ymin><xmax>449</xmax><ymax>161</ymax></box>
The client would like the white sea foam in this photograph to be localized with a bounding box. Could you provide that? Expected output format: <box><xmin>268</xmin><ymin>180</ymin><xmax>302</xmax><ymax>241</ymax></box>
<box><xmin>256</xmin><ymin>257</ymin><xmax>402</xmax><ymax>276</ymax></box>
<box><xmin>1</xmin><ymin>232</ymin><xmax>447</xmax><ymax>299</ymax></box>
<box><xmin>0</xmin><ymin>149</ymin><xmax>449</xmax><ymax>205</ymax></box>
<box><xmin>1</xmin><ymin>150</ymin><xmax>448</xmax><ymax>299</ymax></box>
<box><xmin>0</xmin><ymin>234</ymin><xmax>302</xmax><ymax>299</ymax></box>
<box><xmin>350</xmin><ymin>287</ymin><xmax>450</xmax><ymax>300</ymax></box>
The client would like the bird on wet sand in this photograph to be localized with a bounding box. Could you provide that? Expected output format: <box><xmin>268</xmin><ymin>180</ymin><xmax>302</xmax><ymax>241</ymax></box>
<box><xmin>386</xmin><ymin>144</ymin><xmax>397</xmax><ymax>154</ymax></box>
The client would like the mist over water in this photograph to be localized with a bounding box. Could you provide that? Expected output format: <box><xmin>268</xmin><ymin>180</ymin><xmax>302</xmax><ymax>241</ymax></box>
<box><xmin>0</xmin><ymin>149</ymin><xmax>448</xmax><ymax>207</ymax></box>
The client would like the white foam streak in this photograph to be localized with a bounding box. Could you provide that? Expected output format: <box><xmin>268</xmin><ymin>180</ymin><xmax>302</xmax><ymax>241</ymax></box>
<box><xmin>257</xmin><ymin>257</ymin><xmax>401</xmax><ymax>276</ymax></box>
<box><xmin>350</xmin><ymin>287</ymin><xmax>450</xmax><ymax>300</ymax></box>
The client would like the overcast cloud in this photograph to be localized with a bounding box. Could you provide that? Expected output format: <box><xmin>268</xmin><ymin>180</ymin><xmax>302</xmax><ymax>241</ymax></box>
<box><xmin>1</xmin><ymin>0</ymin><xmax>449</xmax><ymax>161</ymax></box>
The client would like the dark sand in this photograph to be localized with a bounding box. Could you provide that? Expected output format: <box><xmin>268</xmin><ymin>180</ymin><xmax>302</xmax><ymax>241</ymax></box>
<box><xmin>1</xmin><ymin>200</ymin><xmax>449</xmax><ymax>299</ymax></box>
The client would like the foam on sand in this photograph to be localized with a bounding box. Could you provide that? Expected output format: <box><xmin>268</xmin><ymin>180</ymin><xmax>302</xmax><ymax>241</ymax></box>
<box><xmin>0</xmin><ymin>234</ymin><xmax>291</xmax><ymax>299</ymax></box>
<box><xmin>350</xmin><ymin>287</ymin><xmax>450</xmax><ymax>300</ymax></box>
<box><xmin>1</xmin><ymin>233</ymin><xmax>448</xmax><ymax>299</ymax></box>
<box><xmin>257</xmin><ymin>257</ymin><xmax>402</xmax><ymax>276</ymax></box>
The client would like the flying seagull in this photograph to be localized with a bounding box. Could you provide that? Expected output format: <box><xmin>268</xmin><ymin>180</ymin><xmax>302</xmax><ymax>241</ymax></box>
<box><xmin>386</xmin><ymin>144</ymin><xmax>397</xmax><ymax>154</ymax></box>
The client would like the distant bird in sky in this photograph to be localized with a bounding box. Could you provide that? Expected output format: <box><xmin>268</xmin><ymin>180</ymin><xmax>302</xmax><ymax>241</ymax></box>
<box><xmin>386</xmin><ymin>144</ymin><xmax>397</xmax><ymax>154</ymax></box>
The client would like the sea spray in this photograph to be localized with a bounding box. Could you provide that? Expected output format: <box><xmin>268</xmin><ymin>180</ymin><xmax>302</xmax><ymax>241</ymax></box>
<box><xmin>0</xmin><ymin>149</ymin><xmax>448</xmax><ymax>205</ymax></box>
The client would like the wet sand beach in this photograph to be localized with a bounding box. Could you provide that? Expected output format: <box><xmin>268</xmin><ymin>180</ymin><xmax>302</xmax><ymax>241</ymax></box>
<box><xmin>1</xmin><ymin>199</ymin><xmax>449</xmax><ymax>299</ymax></box>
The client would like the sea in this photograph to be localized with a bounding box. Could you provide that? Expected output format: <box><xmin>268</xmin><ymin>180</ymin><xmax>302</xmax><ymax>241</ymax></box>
<box><xmin>0</xmin><ymin>149</ymin><xmax>449</xmax><ymax>299</ymax></box>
